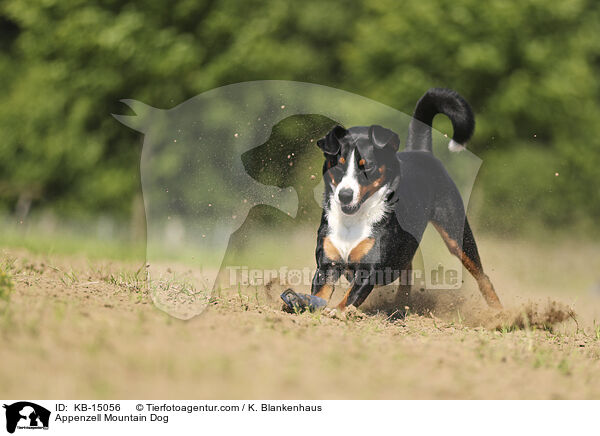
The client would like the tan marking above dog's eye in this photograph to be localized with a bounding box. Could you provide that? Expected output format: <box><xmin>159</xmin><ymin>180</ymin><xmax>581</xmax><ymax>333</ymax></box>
<box><xmin>339</xmin><ymin>157</ymin><xmax>346</xmax><ymax>164</ymax></box>
<box><xmin>378</xmin><ymin>166</ymin><xmax>384</xmax><ymax>173</ymax></box>
<box><xmin>358</xmin><ymin>159</ymin><xmax>366</xmax><ymax>166</ymax></box>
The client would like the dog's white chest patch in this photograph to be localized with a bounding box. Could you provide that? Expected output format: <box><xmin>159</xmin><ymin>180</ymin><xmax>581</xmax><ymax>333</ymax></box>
<box><xmin>328</xmin><ymin>219</ymin><xmax>370</xmax><ymax>262</ymax></box>
<box><xmin>326</xmin><ymin>188</ymin><xmax>388</xmax><ymax>262</ymax></box>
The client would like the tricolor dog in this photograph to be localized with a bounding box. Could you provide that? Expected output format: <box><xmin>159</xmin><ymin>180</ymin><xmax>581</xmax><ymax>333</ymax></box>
<box><xmin>290</xmin><ymin>88</ymin><xmax>502</xmax><ymax>315</ymax></box>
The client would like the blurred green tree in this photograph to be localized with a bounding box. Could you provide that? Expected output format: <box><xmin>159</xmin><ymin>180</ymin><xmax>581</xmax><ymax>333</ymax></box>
<box><xmin>0</xmin><ymin>0</ymin><xmax>598</xmax><ymax>234</ymax></box>
<box><xmin>0</xmin><ymin>0</ymin><xmax>359</xmax><ymax>219</ymax></box>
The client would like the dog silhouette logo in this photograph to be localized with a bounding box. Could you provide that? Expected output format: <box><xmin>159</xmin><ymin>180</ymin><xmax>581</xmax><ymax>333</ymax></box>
<box><xmin>3</xmin><ymin>402</ymin><xmax>50</xmax><ymax>433</ymax></box>
<box><xmin>113</xmin><ymin>81</ymin><xmax>483</xmax><ymax>319</ymax></box>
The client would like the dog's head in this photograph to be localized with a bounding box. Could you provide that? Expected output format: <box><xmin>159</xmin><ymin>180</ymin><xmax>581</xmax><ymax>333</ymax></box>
<box><xmin>317</xmin><ymin>125</ymin><xmax>400</xmax><ymax>215</ymax></box>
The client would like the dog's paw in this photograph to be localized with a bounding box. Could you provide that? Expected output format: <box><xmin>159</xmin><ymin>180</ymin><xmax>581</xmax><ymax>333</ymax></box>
<box><xmin>323</xmin><ymin>307</ymin><xmax>342</xmax><ymax>319</ymax></box>
<box><xmin>344</xmin><ymin>304</ymin><xmax>365</xmax><ymax>320</ymax></box>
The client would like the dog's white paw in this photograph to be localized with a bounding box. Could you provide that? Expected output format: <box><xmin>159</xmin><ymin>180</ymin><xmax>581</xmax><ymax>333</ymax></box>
<box><xmin>322</xmin><ymin>307</ymin><xmax>340</xmax><ymax>319</ymax></box>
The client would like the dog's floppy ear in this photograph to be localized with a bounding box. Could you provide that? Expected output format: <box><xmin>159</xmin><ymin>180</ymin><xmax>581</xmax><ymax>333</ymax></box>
<box><xmin>369</xmin><ymin>125</ymin><xmax>400</xmax><ymax>151</ymax></box>
<box><xmin>317</xmin><ymin>125</ymin><xmax>346</xmax><ymax>155</ymax></box>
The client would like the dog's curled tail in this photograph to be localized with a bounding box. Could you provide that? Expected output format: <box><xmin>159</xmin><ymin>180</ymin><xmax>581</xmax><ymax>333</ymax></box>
<box><xmin>405</xmin><ymin>88</ymin><xmax>475</xmax><ymax>153</ymax></box>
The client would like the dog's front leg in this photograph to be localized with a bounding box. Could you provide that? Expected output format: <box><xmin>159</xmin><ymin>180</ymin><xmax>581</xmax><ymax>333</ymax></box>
<box><xmin>335</xmin><ymin>269</ymin><xmax>375</xmax><ymax>312</ymax></box>
<box><xmin>310</xmin><ymin>267</ymin><xmax>337</xmax><ymax>302</ymax></box>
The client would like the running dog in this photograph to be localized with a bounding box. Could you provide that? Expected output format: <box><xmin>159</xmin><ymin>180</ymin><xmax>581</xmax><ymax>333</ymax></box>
<box><xmin>300</xmin><ymin>88</ymin><xmax>502</xmax><ymax>315</ymax></box>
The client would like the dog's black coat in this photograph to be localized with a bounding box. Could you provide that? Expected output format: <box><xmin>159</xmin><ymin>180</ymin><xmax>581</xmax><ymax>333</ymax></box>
<box><xmin>310</xmin><ymin>88</ymin><xmax>501</xmax><ymax>311</ymax></box>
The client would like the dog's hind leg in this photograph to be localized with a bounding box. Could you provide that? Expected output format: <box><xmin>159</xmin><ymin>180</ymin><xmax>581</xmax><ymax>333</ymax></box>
<box><xmin>432</xmin><ymin>219</ymin><xmax>502</xmax><ymax>309</ymax></box>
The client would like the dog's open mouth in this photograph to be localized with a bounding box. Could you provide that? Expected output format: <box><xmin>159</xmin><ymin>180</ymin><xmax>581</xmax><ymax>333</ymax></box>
<box><xmin>341</xmin><ymin>204</ymin><xmax>360</xmax><ymax>215</ymax></box>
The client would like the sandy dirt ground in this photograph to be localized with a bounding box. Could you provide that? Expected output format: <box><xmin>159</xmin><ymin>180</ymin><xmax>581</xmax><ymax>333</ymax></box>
<box><xmin>1</xmin><ymin>237</ymin><xmax>600</xmax><ymax>399</ymax></box>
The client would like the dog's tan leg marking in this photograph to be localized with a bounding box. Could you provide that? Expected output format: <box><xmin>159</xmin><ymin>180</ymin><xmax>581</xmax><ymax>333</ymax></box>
<box><xmin>323</xmin><ymin>236</ymin><xmax>342</xmax><ymax>262</ymax></box>
<box><xmin>336</xmin><ymin>284</ymin><xmax>354</xmax><ymax>311</ymax></box>
<box><xmin>314</xmin><ymin>284</ymin><xmax>334</xmax><ymax>301</ymax></box>
<box><xmin>349</xmin><ymin>238</ymin><xmax>375</xmax><ymax>263</ymax></box>
<box><xmin>432</xmin><ymin>223</ymin><xmax>502</xmax><ymax>309</ymax></box>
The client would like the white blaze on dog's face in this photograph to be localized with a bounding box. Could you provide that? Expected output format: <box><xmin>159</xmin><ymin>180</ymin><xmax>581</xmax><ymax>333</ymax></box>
<box><xmin>334</xmin><ymin>150</ymin><xmax>360</xmax><ymax>209</ymax></box>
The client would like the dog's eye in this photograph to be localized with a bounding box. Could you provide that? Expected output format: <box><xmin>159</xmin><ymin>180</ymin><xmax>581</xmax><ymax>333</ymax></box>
<box><xmin>358</xmin><ymin>159</ymin><xmax>373</xmax><ymax>172</ymax></box>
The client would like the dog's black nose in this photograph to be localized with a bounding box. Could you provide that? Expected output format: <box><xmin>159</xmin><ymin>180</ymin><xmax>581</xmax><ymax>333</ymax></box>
<box><xmin>338</xmin><ymin>188</ymin><xmax>354</xmax><ymax>205</ymax></box>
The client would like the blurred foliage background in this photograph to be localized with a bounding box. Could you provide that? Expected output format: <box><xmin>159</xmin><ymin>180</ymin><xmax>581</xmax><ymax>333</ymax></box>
<box><xmin>1</xmin><ymin>0</ymin><xmax>599</xmax><ymax>243</ymax></box>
